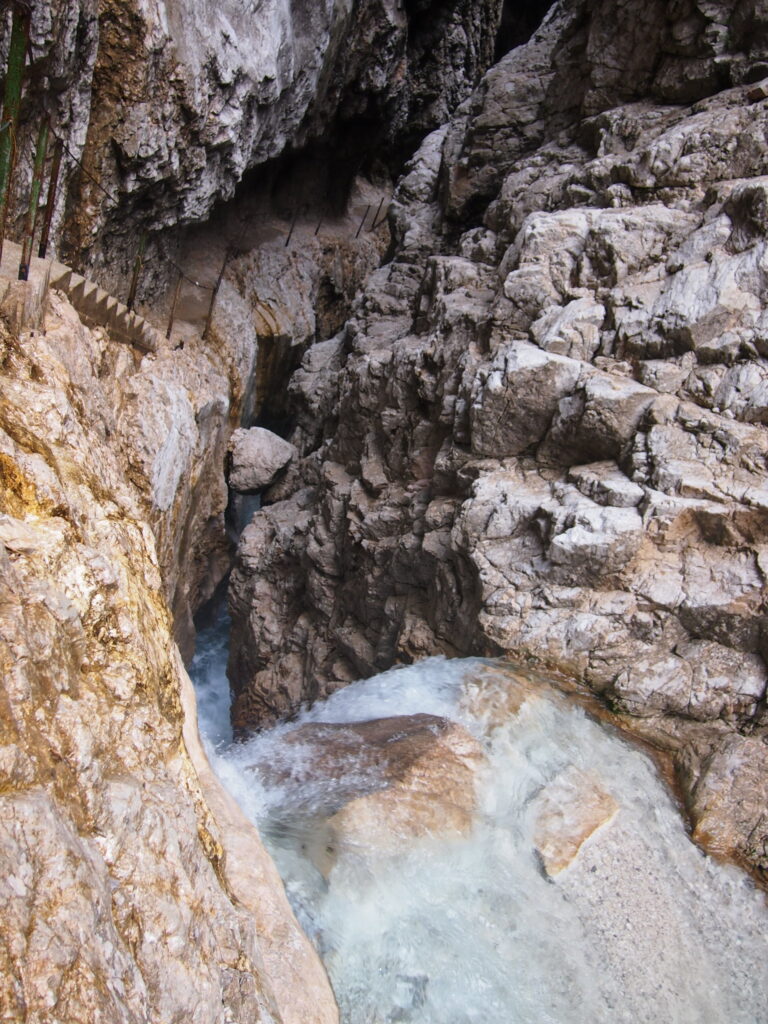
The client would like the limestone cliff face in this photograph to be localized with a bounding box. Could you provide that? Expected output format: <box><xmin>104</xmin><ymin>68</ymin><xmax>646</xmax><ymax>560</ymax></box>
<box><xmin>0</xmin><ymin>1</ymin><xmax>511</xmax><ymax>1017</ymax></box>
<box><xmin>5</xmin><ymin>7</ymin><xmax>768</xmax><ymax>1021</ymax></box>
<box><xmin>228</xmin><ymin>0</ymin><xmax>768</xmax><ymax>879</ymax></box>
<box><xmin>0</xmin><ymin>293</ymin><xmax>337</xmax><ymax>1023</ymax></box>
<box><xmin>9</xmin><ymin>0</ymin><xmax>502</xmax><ymax>286</ymax></box>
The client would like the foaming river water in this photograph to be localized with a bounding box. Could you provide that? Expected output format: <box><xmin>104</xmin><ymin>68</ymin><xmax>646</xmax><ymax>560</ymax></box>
<box><xmin>190</xmin><ymin>607</ymin><xmax>768</xmax><ymax>1023</ymax></box>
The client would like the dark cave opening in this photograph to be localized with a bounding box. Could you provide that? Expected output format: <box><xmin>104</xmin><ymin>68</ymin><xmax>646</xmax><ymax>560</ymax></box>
<box><xmin>235</xmin><ymin>133</ymin><xmax>390</xmax><ymax>228</ymax></box>
<box><xmin>494</xmin><ymin>0</ymin><xmax>556</xmax><ymax>60</ymax></box>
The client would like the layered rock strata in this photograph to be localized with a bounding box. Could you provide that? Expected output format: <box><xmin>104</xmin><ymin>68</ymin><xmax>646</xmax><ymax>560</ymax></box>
<box><xmin>229</xmin><ymin>0</ymin><xmax>768</xmax><ymax>878</ymax></box>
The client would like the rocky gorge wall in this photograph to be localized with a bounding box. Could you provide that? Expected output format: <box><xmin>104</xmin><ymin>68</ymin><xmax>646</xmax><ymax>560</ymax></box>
<box><xmin>0</xmin><ymin>191</ymin><xmax>400</xmax><ymax>1020</ymax></box>
<box><xmin>3</xmin><ymin>0</ymin><xmax>510</xmax><ymax>650</ymax></box>
<box><xmin>228</xmin><ymin>0</ymin><xmax>768</xmax><ymax>880</ymax></box>
<box><xmin>0</xmin><ymin>289</ymin><xmax>340</xmax><ymax>1022</ymax></box>
<box><xmin>0</xmin><ymin>1</ymin><xmax>516</xmax><ymax>1017</ymax></box>
<box><xmin>8</xmin><ymin>0</ymin><xmax>502</xmax><ymax>291</ymax></box>
<box><xmin>4</xmin><ymin>0</ymin><xmax>768</xmax><ymax>1018</ymax></box>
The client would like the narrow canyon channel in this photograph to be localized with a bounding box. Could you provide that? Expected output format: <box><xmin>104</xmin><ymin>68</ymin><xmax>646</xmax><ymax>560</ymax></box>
<box><xmin>6</xmin><ymin>2</ymin><xmax>768</xmax><ymax>1020</ymax></box>
<box><xmin>191</xmin><ymin>601</ymin><xmax>768</xmax><ymax>1023</ymax></box>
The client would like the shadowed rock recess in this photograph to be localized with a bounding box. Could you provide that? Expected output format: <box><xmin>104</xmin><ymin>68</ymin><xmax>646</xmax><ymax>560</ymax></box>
<box><xmin>9</xmin><ymin>0</ymin><xmax>502</xmax><ymax>289</ymax></box>
<box><xmin>228</xmin><ymin>0</ymin><xmax>768</xmax><ymax>881</ymax></box>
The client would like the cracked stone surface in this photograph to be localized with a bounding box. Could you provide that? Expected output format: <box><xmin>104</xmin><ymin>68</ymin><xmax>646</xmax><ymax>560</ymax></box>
<box><xmin>229</xmin><ymin>0</ymin><xmax>768</xmax><ymax>878</ymax></box>
<box><xmin>0</xmin><ymin>292</ymin><xmax>338</xmax><ymax>1024</ymax></box>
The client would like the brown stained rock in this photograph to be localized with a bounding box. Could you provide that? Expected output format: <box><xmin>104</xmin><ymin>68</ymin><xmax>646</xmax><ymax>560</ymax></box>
<box><xmin>459</xmin><ymin>662</ymin><xmax>548</xmax><ymax>726</ymax></box>
<box><xmin>257</xmin><ymin>715</ymin><xmax>487</xmax><ymax>877</ymax></box>
<box><xmin>532</xmin><ymin>767</ymin><xmax>620</xmax><ymax>877</ymax></box>
<box><xmin>0</xmin><ymin>304</ymin><xmax>337</xmax><ymax>1024</ymax></box>
<box><xmin>314</xmin><ymin>778</ymin><xmax>470</xmax><ymax>878</ymax></box>
<box><xmin>36</xmin><ymin>286</ymin><xmax>253</xmax><ymax>663</ymax></box>
<box><xmin>688</xmin><ymin>735</ymin><xmax>768</xmax><ymax>876</ymax></box>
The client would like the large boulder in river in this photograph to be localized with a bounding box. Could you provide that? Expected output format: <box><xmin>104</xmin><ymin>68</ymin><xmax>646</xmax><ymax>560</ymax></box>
<box><xmin>227</xmin><ymin>427</ymin><xmax>296</xmax><ymax>493</ymax></box>
<box><xmin>254</xmin><ymin>715</ymin><xmax>487</xmax><ymax>877</ymax></box>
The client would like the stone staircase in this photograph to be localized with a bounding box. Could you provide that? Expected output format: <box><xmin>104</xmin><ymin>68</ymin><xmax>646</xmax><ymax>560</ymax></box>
<box><xmin>0</xmin><ymin>239</ymin><xmax>161</xmax><ymax>352</ymax></box>
<box><xmin>48</xmin><ymin>262</ymin><xmax>160</xmax><ymax>352</ymax></box>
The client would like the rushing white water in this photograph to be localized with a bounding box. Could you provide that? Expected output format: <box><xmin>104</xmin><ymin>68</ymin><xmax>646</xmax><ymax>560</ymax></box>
<box><xmin>191</xmin><ymin>610</ymin><xmax>768</xmax><ymax>1024</ymax></box>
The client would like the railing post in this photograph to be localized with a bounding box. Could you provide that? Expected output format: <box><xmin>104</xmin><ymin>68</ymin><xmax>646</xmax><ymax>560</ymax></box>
<box><xmin>165</xmin><ymin>270</ymin><xmax>183</xmax><ymax>340</ymax></box>
<box><xmin>37</xmin><ymin>134</ymin><xmax>63</xmax><ymax>259</ymax></box>
<box><xmin>355</xmin><ymin>204</ymin><xmax>370</xmax><ymax>239</ymax></box>
<box><xmin>18</xmin><ymin>120</ymin><xmax>48</xmax><ymax>280</ymax></box>
<box><xmin>203</xmin><ymin>248</ymin><xmax>230</xmax><ymax>340</ymax></box>
<box><xmin>369</xmin><ymin>196</ymin><xmax>385</xmax><ymax>231</ymax></box>
<box><xmin>0</xmin><ymin>2</ymin><xmax>29</xmax><ymax>263</ymax></box>
<box><xmin>284</xmin><ymin>208</ymin><xmax>299</xmax><ymax>248</ymax></box>
<box><xmin>126</xmin><ymin>232</ymin><xmax>146</xmax><ymax>310</ymax></box>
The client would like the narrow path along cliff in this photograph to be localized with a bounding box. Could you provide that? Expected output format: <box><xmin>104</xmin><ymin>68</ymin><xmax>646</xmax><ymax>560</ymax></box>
<box><xmin>1</xmin><ymin>1</ymin><xmax>768</xmax><ymax>1022</ymax></box>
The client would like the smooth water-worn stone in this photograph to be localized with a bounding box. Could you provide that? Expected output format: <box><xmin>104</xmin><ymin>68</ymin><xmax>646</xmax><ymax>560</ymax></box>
<box><xmin>252</xmin><ymin>715</ymin><xmax>486</xmax><ymax>877</ymax></box>
<box><xmin>532</xmin><ymin>767</ymin><xmax>620</xmax><ymax>876</ymax></box>
<box><xmin>232</xmin><ymin>658</ymin><xmax>768</xmax><ymax>1024</ymax></box>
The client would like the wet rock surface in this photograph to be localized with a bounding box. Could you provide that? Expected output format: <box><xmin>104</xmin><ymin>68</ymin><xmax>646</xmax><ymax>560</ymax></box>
<box><xmin>239</xmin><ymin>657</ymin><xmax>768</xmax><ymax>1024</ymax></box>
<box><xmin>228</xmin><ymin>0</ymin><xmax>768</xmax><ymax>877</ymax></box>
<box><xmin>532</xmin><ymin>767</ymin><xmax>620</xmax><ymax>876</ymax></box>
<box><xmin>253</xmin><ymin>714</ymin><xmax>486</xmax><ymax>877</ymax></box>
